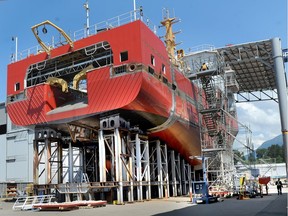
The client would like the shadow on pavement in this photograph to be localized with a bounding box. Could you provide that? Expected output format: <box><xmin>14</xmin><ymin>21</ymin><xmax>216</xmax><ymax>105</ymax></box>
<box><xmin>153</xmin><ymin>193</ymin><xmax>287</xmax><ymax>216</ymax></box>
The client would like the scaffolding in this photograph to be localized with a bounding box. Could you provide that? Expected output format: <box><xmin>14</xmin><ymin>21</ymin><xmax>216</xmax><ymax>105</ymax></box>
<box><xmin>180</xmin><ymin>38</ymin><xmax>287</xmax><ymax>195</ymax></box>
<box><xmin>181</xmin><ymin>48</ymin><xmax>239</xmax><ymax>195</ymax></box>
<box><xmin>32</xmin><ymin>114</ymin><xmax>194</xmax><ymax>203</ymax></box>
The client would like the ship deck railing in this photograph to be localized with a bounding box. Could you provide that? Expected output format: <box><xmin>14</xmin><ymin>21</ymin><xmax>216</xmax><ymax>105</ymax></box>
<box><xmin>12</xmin><ymin>9</ymin><xmax>158</xmax><ymax>63</ymax></box>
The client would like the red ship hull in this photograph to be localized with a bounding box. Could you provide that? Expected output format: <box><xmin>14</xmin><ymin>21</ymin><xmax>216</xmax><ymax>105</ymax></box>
<box><xmin>7</xmin><ymin>20</ymin><xmax>201</xmax><ymax>164</ymax></box>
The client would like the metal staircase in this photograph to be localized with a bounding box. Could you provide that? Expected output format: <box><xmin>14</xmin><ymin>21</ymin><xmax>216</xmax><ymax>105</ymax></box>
<box><xmin>200</xmin><ymin>109</ymin><xmax>219</xmax><ymax>137</ymax></box>
<box><xmin>201</xmin><ymin>77</ymin><xmax>217</xmax><ymax>108</ymax></box>
<box><xmin>181</xmin><ymin>49</ymin><xmax>239</xmax><ymax>195</ymax></box>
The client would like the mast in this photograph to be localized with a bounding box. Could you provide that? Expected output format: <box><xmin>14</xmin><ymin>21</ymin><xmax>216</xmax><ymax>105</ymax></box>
<box><xmin>84</xmin><ymin>0</ymin><xmax>90</xmax><ymax>36</ymax></box>
<box><xmin>160</xmin><ymin>9</ymin><xmax>180</xmax><ymax>66</ymax></box>
<box><xmin>133</xmin><ymin>0</ymin><xmax>137</xmax><ymax>20</ymax></box>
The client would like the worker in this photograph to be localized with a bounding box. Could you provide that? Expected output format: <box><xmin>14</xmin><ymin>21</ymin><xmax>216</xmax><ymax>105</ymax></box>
<box><xmin>275</xmin><ymin>178</ymin><xmax>283</xmax><ymax>195</ymax></box>
<box><xmin>200</xmin><ymin>63</ymin><xmax>209</xmax><ymax>71</ymax></box>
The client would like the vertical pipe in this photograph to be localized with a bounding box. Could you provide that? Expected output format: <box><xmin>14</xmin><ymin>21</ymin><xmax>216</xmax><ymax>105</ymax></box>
<box><xmin>114</xmin><ymin>128</ymin><xmax>123</xmax><ymax>204</ymax></box>
<box><xmin>181</xmin><ymin>160</ymin><xmax>186</xmax><ymax>195</ymax></box>
<box><xmin>203</xmin><ymin>156</ymin><xmax>209</xmax><ymax>204</ymax></box>
<box><xmin>150</xmin><ymin>151</ymin><xmax>155</xmax><ymax>182</ymax></box>
<box><xmin>94</xmin><ymin>147</ymin><xmax>98</xmax><ymax>182</ymax></box>
<box><xmin>156</xmin><ymin>141</ymin><xmax>163</xmax><ymax>198</ymax></box>
<box><xmin>177</xmin><ymin>153</ymin><xmax>182</xmax><ymax>195</ymax></box>
<box><xmin>136</xmin><ymin>133</ymin><xmax>143</xmax><ymax>201</ymax></box>
<box><xmin>164</xmin><ymin>144</ymin><xmax>169</xmax><ymax>198</ymax></box>
<box><xmin>128</xmin><ymin>157</ymin><xmax>134</xmax><ymax>202</ymax></box>
<box><xmin>144</xmin><ymin>140</ymin><xmax>151</xmax><ymax>200</ymax></box>
<box><xmin>271</xmin><ymin>37</ymin><xmax>288</xmax><ymax>176</ymax></box>
<box><xmin>45</xmin><ymin>138</ymin><xmax>51</xmax><ymax>184</ymax></box>
<box><xmin>133</xmin><ymin>0</ymin><xmax>136</xmax><ymax>20</ymax></box>
<box><xmin>98</xmin><ymin>130</ymin><xmax>106</xmax><ymax>182</ymax></box>
<box><xmin>220</xmin><ymin>151</ymin><xmax>224</xmax><ymax>183</ymax></box>
<box><xmin>121</xmin><ymin>137</ymin><xmax>127</xmax><ymax>182</ymax></box>
<box><xmin>127</xmin><ymin>133</ymin><xmax>134</xmax><ymax>202</ymax></box>
<box><xmin>33</xmin><ymin>140</ymin><xmax>39</xmax><ymax>184</ymax></box>
<box><xmin>68</xmin><ymin>142</ymin><xmax>73</xmax><ymax>183</ymax></box>
<box><xmin>188</xmin><ymin>165</ymin><xmax>193</xmax><ymax>203</ymax></box>
<box><xmin>170</xmin><ymin>150</ymin><xmax>177</xmax><ymax>196</ymax></box>
<box><xmin>83</xmin><ymin>147</ymin><xmax>87</xmax><ymax>178</ymax></box>
<box><xmin>58</xmin><ymin>141</ymin><xmax>63</xmax><ymax>184</ymax></box>
<box><xmin>84</xmin><ymin>0</ymin><xmax>90</xmax><ymax>36</ymax></box>
<box><xmin>79</xmin><ymin>148</ymin><xmax>84</xmax><ymax>182</ymax></box>
<box><xmin>15</xmin><ymin>36</ymin><xmax>18</xmax><ymax>61</ymax></box>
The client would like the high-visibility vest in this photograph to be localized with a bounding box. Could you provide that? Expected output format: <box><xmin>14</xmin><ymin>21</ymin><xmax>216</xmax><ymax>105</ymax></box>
<box><xmin>201</xmin><ymin>64</ymin><xmax>207</xmax><ymax>70</ymax></box>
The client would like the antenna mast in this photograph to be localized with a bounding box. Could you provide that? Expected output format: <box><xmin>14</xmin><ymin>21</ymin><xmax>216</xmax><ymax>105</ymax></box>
<box><xmin>161</xmin><ymin>8</ymin><xmax>180</xmax><ymax>66</ymax></box>
<box><xmin>133</xmin><ymin>0</ymin><xmax>137</xmax><ymax>20</ymax></box>
<box><xmin>84</xmin><ymin>0</ymin><xmax>90</xmax><ymax>36</ymax></box>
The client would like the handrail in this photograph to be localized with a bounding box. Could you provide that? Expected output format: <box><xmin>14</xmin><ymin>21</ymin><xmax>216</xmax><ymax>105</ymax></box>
<box><xmin>13</xmin><ymin>194</ymin><xmax>55</xmax><ymax>211</ymax></box>
<box><xmin>12</xmin><ymin>9</ymin><xmax>158</xmax><ymax>62</ymax></box>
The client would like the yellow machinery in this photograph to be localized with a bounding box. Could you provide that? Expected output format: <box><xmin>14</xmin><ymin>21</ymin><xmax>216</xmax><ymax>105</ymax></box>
<box><xmin>31</xmin><ymin>20</ymin><xmax>74</xmax><ymax>55</ymax></box>
<box><xmin>46</xmin><ymin>77</ymin><xmax>69</xmax><ymax>93</ymax></box>
<box><xmin>73</xmin><ymin>65</ymin><xmax>94</xmax><ymax>90</ymax></box>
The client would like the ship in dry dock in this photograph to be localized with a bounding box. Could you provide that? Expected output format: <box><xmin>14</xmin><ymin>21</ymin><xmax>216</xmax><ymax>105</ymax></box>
<box><xmin>5</xmin><ymin>7</ymin><xmax>238</xmax><ymax>205</ymax></box>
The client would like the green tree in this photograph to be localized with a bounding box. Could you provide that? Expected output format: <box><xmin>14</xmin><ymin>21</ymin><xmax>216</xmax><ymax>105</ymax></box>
<box><xmin>267</xmin><ymin>145</ymin><xmax>283</xmax><ymax>161</ymax></box>
<box><xmin>256</xmin><ymin>148</ymin><xmax>267</xmax><ymax>159</ymax></box>
<box><xmin>256</xmin><ymin>144</ymin><xmax>285</xmax><ymax>163</ymax></box>
<box><xmin>266</xmin><ymin>144</ymin><xmax>285</xmax><ymax>163</ymax></box>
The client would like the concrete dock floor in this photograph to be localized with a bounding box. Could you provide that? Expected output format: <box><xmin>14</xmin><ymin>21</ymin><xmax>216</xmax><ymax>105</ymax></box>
<box><xmin>0</xmin><ymin>186</ymin><xmax>287</xmax><ymax>216</ymax></box>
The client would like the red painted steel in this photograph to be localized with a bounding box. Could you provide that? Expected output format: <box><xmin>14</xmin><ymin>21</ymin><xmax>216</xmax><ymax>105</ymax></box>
<box><xmin>6</xmin><ymin>20</ymin><xmax>206</xmax><ymax>162</ymax></box>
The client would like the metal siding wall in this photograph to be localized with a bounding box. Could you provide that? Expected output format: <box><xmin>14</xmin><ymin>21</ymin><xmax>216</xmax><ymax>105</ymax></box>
<box><xmin>6</xmin><ymin>130</ymin><xmax>31</xmax><ymax>182</ymax></box>
<box><xmin>0</xmin><ymin>134</ymin><xmax>7</xmax><ymax>182</ymax></box>
<box><xmin>0</xmin><ymin>103</ymin><xmax>6</xmax><ymax>125</ymax></box>
<box><xmin>28</xmin><ymin>131</ymin><xmax>34</xmax><ymax>182</ymax></box>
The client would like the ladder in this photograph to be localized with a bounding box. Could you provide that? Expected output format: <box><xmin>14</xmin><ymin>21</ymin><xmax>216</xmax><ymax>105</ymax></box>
<box><xmin>12</xmin><ymin>195</ymin><xmax>54</xmax><ymax>211</ymax></box>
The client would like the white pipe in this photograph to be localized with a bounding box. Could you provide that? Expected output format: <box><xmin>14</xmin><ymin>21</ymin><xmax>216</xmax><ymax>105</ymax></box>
<box><xmin>133</xmin><ymin>0</ymin><xmax>136</xmax><ymax>20</ymax></box>
<box><xmin>271</xmin><ymin>37</ymin><xmax>288</xmax><ymax>177</ymax></box>
<box><xmin>84</xmin><ymin>0</ymin><xmax>90</xmax><ymax>36</ymax></box>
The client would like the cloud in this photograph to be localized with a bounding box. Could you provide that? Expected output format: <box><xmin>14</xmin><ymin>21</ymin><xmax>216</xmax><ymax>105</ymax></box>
<box><xmin>234</xmin><ymin>101</ymin><xmax>281</xmax><ymax>150</ymax></box>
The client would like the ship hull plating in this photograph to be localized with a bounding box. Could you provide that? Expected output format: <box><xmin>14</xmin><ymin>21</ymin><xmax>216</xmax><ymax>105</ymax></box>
<box><xmin>7</xmin><ymin>20</ymin><xmax>201</xmax><ymax>163</ymax></box>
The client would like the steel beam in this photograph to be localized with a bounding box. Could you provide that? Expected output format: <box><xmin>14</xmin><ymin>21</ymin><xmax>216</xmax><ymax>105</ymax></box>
<box><xmin>170</xmin><ymin>150</ymin><xmax>177</xmax><ymax>196</ymax></box>
<box><xmin>98</xmin><ymin>130</ymin><xmax>106</xmax><ymax>182</ymax></box>
<box><xmin>156</xmin><ymin>140</ymin><xmax>164</xmax><ymax>198</ymax></box>
<box><xmin>176</xmin><ymin>153</ymin><xmax>182</xmax><ymax>195</ymax></box>
<box><xmin>33</xmin><ymin>140</ymin><xmax>39</xmax><ymax>184</ymax></box>
<box><xmin>181</xmin><ymin>159</ymin><xmax>187</xmax><ymax>195</ymax></box>
<box><xmin>144</xmin><ymin>139</ymin><xmax>151</xmax><ymax>200</ymax></box>
<box><xmin>163</xmin><ymin>144</ymin><xmax>169</xmax><ymax>198</ymax></box>
<box><xmin>188</xmin><ymin>165</ymin><xmax>193</xmax><ymax>202</ymax></box>
<box><xmin>128</xmin><ymin>156</ymin><xmax>134</xmax><ymax>202</ymax></box>
<box><xmin>271</xmin><ymin>37</ymin><xmax>288</xmax><ymax>176</ymax></box>
<box><xmin>114</xmin><ymin>128</ymin><xmax>123</xmax><ymax>204</ymax></box>
<box><xmin>135</xmin><ymin>134</ymin><xmax>143</xmax><ymax>201</ymax></box>
<box><xmin>68</xmin><ymin>142</ymin><xmax>74</xmax><ymax>183</ymax></box>
<box><xmin>57</xmin><ymin>142</ymin><xmax>63</xmax><ymax>184</ymax></box>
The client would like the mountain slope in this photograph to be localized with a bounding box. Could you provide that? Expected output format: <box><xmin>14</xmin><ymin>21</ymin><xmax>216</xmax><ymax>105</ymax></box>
<box><xmin>257</xmin><ymin>134</ymin><xmax>283</xmax><ymax>149</ymax></box>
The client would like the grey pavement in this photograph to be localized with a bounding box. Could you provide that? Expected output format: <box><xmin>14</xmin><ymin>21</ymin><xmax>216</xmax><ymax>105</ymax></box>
<box><xmin>0</xmin><ymin>191</ymin><xmax>287</xmax><ymax>216</ymax></box>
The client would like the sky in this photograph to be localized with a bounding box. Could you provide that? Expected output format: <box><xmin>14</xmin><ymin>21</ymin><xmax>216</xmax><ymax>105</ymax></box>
<box><xmin>0</xmin><ymin>0</ymin><xmax>287</xmax><ymax>150</ymax></box>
